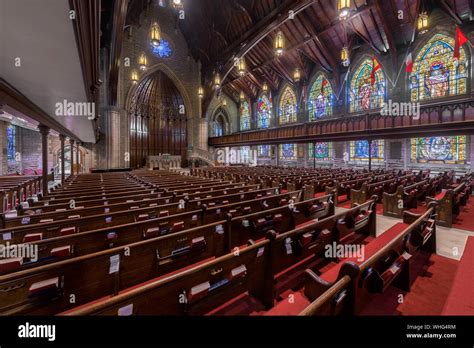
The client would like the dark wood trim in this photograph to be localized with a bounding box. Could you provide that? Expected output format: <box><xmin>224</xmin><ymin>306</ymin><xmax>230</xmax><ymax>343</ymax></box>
<box><xmin>209</xmin><ymin>99</ymin><xmax>474</xmax><ymax>146</ymax></box>
<box><xmin>69</xmin><ymin>0</ymin><xmax>102</xmax><ymax>103</ymax></box>
<box><xmin>108</xmin><ymin>0</ymin><xmax>129</xmax><ymax>107</ymax></box>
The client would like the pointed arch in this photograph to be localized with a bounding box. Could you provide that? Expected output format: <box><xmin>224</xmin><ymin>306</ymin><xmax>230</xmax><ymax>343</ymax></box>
<box><xmin>278</xmin><ymin>85</ymin><xmax>297</xmax><ymax>125</ymax></box>
<box><xmin>349</xmin><ymin>57</ymin><xmax>386</xmax><ymax>113</ymax></box>
<box><xmin>239</xmin><ymin>98</ymin><xmax>251</xmax><ymax>131</ymax></box>
<box><xmin>308</xmin><ymin>73</ymin><xmax>334</xmax><ymax>121</ymax></box>
<box><xmin>257</xmin><ymin>94</ymin><xmax>273</xmax><ymax>129</ymax></box>
<box><xmin>409</xmin><ymin>33</ymin><xmax>468</xmax><ymax>102</ymax></box>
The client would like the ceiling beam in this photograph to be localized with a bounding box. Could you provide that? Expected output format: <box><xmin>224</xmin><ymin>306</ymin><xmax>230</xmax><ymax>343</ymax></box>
<box><xmin>374</xmin><ymin>0</ymin><xmax>398</xmax><ymax>77</ymax></box>
<box><xmin>220</xmin><ymin>0</ymin><xmax>315</xmax><ymax>60</ymax></box>
<box><xmin>224</xmin><ymin>4</ymin><xmax>377</xmax><ymax>88</ymax></box>
<box><xmin>439</xmin><ymin>0</ymin><xmax>464</xmax><ymax>25</ymax></box>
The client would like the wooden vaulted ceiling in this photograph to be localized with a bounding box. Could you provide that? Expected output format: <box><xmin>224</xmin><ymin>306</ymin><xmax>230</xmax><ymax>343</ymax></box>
<box><xmin>115</xmin><ymin>0</ymin><xmax>472</xmax><ymax>104</ymax></box>
<box><xmin>176</xmin><ymin>0</ymin><xmax>472</xmax><ymax>103</ymax></box>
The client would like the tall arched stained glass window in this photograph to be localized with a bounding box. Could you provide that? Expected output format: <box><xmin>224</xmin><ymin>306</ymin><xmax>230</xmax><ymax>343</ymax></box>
<box><xmin>7</xmin><ymin>125</ymin><xmax>15</xmax><ymax>160</ymax></box>
<box><xmin>257</xmin><ymin>94</ymin><xmax>272</xmax><ymax>129</ymax></box>
<box><xmin>410</xmin><ymin>136</ymin><xmax>466</xmax><ymax>164</ymax></box>
<box><xmin>279</xmin><ymin>86</ymin><xmax>297</xmax><ymax>124</ymax></box>
<box><xmin>279</xmin><ymin>144</ymin><xmax>296</xmax><ymax>160</ymax></box>
<box><xmin>349</xmin><ymin>58</ymin><xmax>386</xmax><ymax>113</ymax></box>
<box><xmin>350</xmin><ymin>140</ymin><xmax>385</xmax><ymax>162</ymax></box>
<box><xmin>308</xmin><ymin>142</ymin><xmax>332</xmax><ymax>161</ymax></box>
<box><xmin>240</xmin><ymin>100</ymin><xmax>251</xmax><ymax>131</ymax></box>
<box><xmin>308</xmin><ymin>75</ymin><xmax>334</xmax><ymax>121</ymax></box>
<box><xmin>410</xmin><ymin>34</ymin><xmax>467</xmax><ymax>102</ymax></box>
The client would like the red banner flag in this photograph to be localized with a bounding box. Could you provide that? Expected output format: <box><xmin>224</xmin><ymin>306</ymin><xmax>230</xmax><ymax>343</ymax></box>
<box><xmin>370</xmin><ymin>57</ymin><xmax>381</xmax><ymax>85</ymax></box>
<box><xmin>405</xmin><ymin>52</ymin><xmax>413</xmax><ymax>73</ymax></box>
<box><xmin>454</xmin><ymin>26</ymin><xmax>468</xmax><ymax>60</ymax></box>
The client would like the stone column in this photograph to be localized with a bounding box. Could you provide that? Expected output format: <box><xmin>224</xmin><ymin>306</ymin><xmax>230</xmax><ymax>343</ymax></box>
<box><xmin>38</xmin><ymin>125</ymin><xmax>50</xmax><ymax>196</ymax></box>
<box><xmin>59</xmin><ymin>134</ymin><xmax>65</xmax><ymax>185</ymax></box>
<box><xmin>69</xmin><ymin>139</ymin><xmax>75</xmax><ymax>176</ymax></box>
<box><xmin>102</xmin><ymin>107</ymin><xmax>128</xmax><ymax>169</ymax></box>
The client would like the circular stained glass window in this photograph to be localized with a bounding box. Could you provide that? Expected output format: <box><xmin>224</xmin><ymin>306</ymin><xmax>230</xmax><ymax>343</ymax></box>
<box><xmin>150</xmin><ymin>39</ymin><xmax>172</xmax><ymax>58</ymax></box>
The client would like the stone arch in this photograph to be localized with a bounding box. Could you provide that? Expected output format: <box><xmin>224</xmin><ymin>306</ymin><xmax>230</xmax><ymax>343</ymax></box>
<box><xmin>209</xmin><ymin>106</ymin><xmax>231</xmax><ymax>137</ymax></box>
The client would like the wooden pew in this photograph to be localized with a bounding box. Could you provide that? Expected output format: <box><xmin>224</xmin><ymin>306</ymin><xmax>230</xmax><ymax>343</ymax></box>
<box><xmin>382</xmin><ymin>177</ymin><xmax>442</xmax><ymax>219</ymax></box>
<box><xmin>62</xmin><ymin>240</ymin><xmax>272</xmax><ymax>316</ymax></box>
<box><xmin>1</xmin><ymin>191</ymin><xmax>313</xmax><ymax>272</ymax></box>
<box><xmin>426</xmin><ymin>180</ymin><xmax>472</xmax><ymax>227</ymax></box>
<box><xmin>60</xmin><ymin>197</ymin><xmax>374</xmax><ymax>316</ymax></box>
<box><xmin>351</xmin><ymin>174</ymin><xmax>416</xmax><ymax>205</ymax></box>
<box><xmin>5</xmin><ymin>184</ymin><xmax>266</xmax><ymax>228</ymax></box>
<box><xmin>0</xmin><ymin>187</ymin><xmax>290</xmax><ymax>244</ymax></box>
<box><xmin>300</xmin><ymin>204</ymin><xmax>437</xmax><ymax>315</ymax></box>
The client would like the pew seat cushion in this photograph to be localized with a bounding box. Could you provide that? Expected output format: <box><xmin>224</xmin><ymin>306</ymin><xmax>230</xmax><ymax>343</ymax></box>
<box><xmin>435</xmin><ymin>191</ymin><xmax>446</xmax><ymax>200</ymax></box>
<box><xmin>319</xmin><ymin>222</ymin><xmax>408</xmax><ymax>283</ymax></box>
<box><xmin>442</xmin><ymin>237</ymin><xmax>474</xmax><ymax>315</ymax></box>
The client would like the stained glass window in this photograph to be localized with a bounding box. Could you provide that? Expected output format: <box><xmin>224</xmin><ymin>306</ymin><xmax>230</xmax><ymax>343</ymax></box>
<box><xmin>279</xmin><ymin>144</ymin><xmax>296</xmax><ymax>160</ymax></box>
<box><xmin>349</xmin><ymin>58</ymin><xmax>386</xmax><ymax>113</ymax></box>
<box><xmin>257</xmin><ymin>94</ymin><xmax>272</xmax><ymax>129</ymax></box>
<box><xmin>350</xmin><ymin>140</ymin><xmax>385</xmax><ymax>162</ymax></box>
<box><xmin>240</xmin><ymin>146</ymin><xmax>251</xmax><ymax>163</ymax></box>
<box><xmin>410</xmin><ymin>136</ymin><xmax>466</xmax><ymax>164</ymax></box>
<box><xmin>308</xmin><ymin>142</ymin><xmax>332</xmax><ymax>161</ymax></box>
<box><xmin>258</xmin><ymin>145</ymin><xmax>270</xmax><ymax>157</ymax></box>
<box><xmin>150</xmin><ymin>39</ymin><xmax>172</xmax><ymax>58</ymax></box>
<box><xmin>240</xmin><ymin>100</ymin><xmax>251</xmax><ymax>131</ymax></box>
<box><xmin>308</xmin><ymin>75</ymin><xmax>334</xmax><ymax>121</ymax></box>
<box><xmin>410</xmin><ymin>34</ymin><xmax>467</xmax><ymax>102</ymax></box>
<box><xmin>7</xmin><ymin>125</ymin><xmax>15</xmax><ymax>161</ymax></box>
<box><xmin>279</xmin><ymin>86</ymin><xmax>297</xmax><ymax>124</ymax></box>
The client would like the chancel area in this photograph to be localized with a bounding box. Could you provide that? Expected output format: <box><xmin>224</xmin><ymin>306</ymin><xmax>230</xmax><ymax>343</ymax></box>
<box><xmin>0</xmin><ymin>0</ymin><xmax>473</xmax><ymax>317</ymax></box>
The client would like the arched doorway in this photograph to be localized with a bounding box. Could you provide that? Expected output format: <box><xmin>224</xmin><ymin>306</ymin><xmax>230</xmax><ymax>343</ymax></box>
<box><xmin>210</xmin><ymin>107</ymin><xmax>230</xmax><ymax>137</ymax></box>
<box><xmin>128</xmin><ymin>70</ymin><xmax>188</xmax><ymax>168</ymax></box>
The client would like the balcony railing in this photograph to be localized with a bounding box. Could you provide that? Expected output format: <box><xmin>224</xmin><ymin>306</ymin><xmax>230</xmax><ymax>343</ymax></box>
<box><xmin>209</xmin><ymin>98</ymin><xmax>474</xmax><ymax>147</ymax></box>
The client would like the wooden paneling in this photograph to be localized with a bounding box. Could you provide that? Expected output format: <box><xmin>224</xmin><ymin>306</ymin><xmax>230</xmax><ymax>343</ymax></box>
<box><xmin>209</xmin><ymin>100</ymin><xmax>474</xmax><ymax>146</ymax></box>
<box><xmin>129</xmin><ymin>71</ymin><xmax>187</xmax><ymax>168</ymax></box>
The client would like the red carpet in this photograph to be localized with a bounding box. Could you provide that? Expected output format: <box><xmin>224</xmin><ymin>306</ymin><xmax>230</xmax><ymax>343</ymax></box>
<box><xmin>341</xmin><ymin>200</ymin><xmax>352</xmax><ymax>208</ymax></box>
<box><xmin>360</xmin><ymin>253</ymin><xmax>459</xmax><ymax>315</ymax></box>
<box><xmin>314</xmin><ymin>192</ymin><xmax>327</xmax><ymax>198</ymax></box>
<box><xmin>442</xmin><ymin>237</ymin><xmax>474</xmax><ymax>315</ymax></box>
<box><xmin>375</xmin><ymin>203</ymin><xmax>383</xmax><ymax>215</ymax></box>
<box><xmin>408</xmin><ymin>202</ymin><xmax>427</xmax><ymax>215</ymax></box>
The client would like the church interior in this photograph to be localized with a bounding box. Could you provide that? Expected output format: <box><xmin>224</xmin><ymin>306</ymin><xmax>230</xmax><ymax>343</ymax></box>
<box><xmin>0</xmin><ymin>0</ymin><xmax>473</xmax><ymax>319</ymax></box>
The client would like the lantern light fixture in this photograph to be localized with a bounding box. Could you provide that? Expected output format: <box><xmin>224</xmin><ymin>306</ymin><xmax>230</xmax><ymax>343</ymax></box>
<box><xmin>213</xmin><ymin>73</ymin><xmax>221</xmax><ymax>89</ymax></box>
<box><xmin>341</xmin><ymin>46</ymin><xmax>350</xmax><ymax>67</ymax></box>
<box><xmin>138</xmin><ymin>52</ymin><xmax>147</xmax><ymax>71</ymax></box>
<box><xmin>417</xmin><ymin>12</ymin><xmax>428</xmax><ymax>34</ymax></box>
<box><xmin>338</xmin><ymin>0</ymin><xmax>351</xmax><ymax>20</ymax></box>
<box><xmin>131</xmin><ymin>69</ymin><xmax>139</xmax><ymax>84</ymax></box>
<box><xmin>150</xmin><ymin>21</ymin><xmax>161</xmax><ymax>47</ymax></box>
<box><xmin>274</xmin><ymin>31</ymin><xmax>285</xmax><ymax>57</ymax></box>
<box><xmin>293</xmin><ymin>68</ymin><xmax>301</xmax><ymax>82</ymax></box>
<box><xmin>237</xmin><ymin>57</ymin><xmax>246</xmax><ymax>76</ymax></box>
